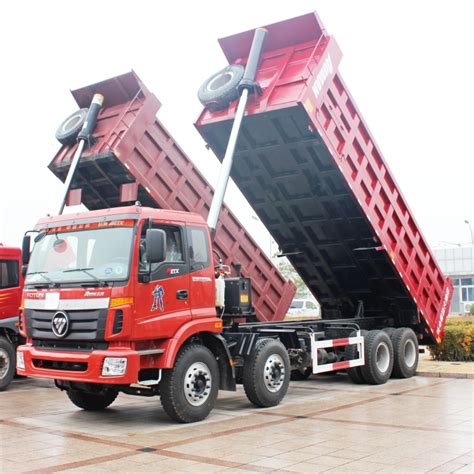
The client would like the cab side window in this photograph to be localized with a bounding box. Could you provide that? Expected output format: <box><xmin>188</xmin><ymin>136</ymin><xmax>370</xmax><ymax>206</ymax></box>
<box><xmin>187</xmin><ymin>226</ymin><xmax>210</xmax><ymax>271</ymax></box>
<box><xmin>164</xmin><ymin>227</ymin><xmax>184</xmax><ymax>263</ymax></box>
<box><xmin>140</xmin><ymin>225</ymin><xmax>185</xmax><ymax>276</ymax></box>
<box><xmin>0</xmin><ymin>260</ymin><xmax>19</xmax><ymax>289</ymax></box>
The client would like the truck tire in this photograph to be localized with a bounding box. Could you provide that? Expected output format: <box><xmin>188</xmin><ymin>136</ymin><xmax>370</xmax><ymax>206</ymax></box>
<box><xmin>243</xmin><ymin>338</ymin><xmax>290</xmax><ymax>407</ymax></box>
<box><xmin>382</xmin><ymin>327</ymin><xmax>396</xmax><ymax>337</ymax></box>
<box><xmin>55</xmin><ymin>108</ymin><xmax>88</xmax><ymax>145</ymax></box>
<box><xmin>197</xmin><ymin>64</ymin><xmax>244</xmax><ymax>110</ymax></box>
<box><xmin>345</xmin><ymin>330</ymin><xmax>367</xmax><ymax>384</ymax></box>
<box><xmin>67</xmin><ymin>388</ymin><xmax>118</xmax><ymax>410</ymax></box>
<box><xmin>0</xmin><ymin>336</ymin><xmax>15</xmax><ymax>391</ymax></box>
<box><xmin>160</xmin><ymin>344</ymin><xmax>219</xmax><ymax>423</ymax></box>
<box><xmin>361</xmin><ymin>330</ymin><xmax>394</xmax><ymax>385</ymax></box>
<box><xmin>291</xmin><ymin>367</ymin><xmax>312</xmax><ymax>380</ymax></box>
<box><xmin>390</xmin><ymin>327</ymin><xmax>419</xmax><ymax>378</ymax></box>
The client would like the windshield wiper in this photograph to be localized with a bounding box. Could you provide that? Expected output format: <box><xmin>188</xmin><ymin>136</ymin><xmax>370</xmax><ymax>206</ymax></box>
<box><xmin>63</xmin><ymin>267</ymin><xmax>108</xmax><ymax>287</ymax></box>
<box><xmin>27</xmin><ymin>271</ymin><xmax>59</xmax><ymax>287</ymax></box>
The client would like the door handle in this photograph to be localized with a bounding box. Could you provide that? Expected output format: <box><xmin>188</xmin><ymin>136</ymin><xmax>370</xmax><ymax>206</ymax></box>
<box><xmin>176</xmin><ymin>290</ymin><xmax>188</xmax><ymax>300</ymax></box>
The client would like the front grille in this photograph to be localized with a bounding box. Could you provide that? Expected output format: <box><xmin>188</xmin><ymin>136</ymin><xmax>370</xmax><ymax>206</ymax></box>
<box><xmin>32</xmin><ymin>340</ymin><xmax>108</xmax><ymax>352</ymax></box>
<box><xmin>26</xmin><ymin>309</ymin><xmax>107</xmax><ymax>341</ymax></box>
<box><xmin>32</xmin><ymin>359</ymin><xmax>88</xmax><ymax>372</ymax></box>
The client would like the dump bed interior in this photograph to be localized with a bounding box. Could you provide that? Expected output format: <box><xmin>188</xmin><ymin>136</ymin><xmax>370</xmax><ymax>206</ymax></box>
<box><xmin>48</xmin><ymin>72</ymin><xmax>295</xmax><ymax>322</ymax></box>
<box><xmin>195</xmin><ymin>13</ymin><xmax>453</xmax><ymax>343</ymax></box>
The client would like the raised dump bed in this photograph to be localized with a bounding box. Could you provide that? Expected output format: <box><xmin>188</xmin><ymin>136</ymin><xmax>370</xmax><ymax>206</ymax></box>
<box><xmin>195</xmin><ymin>13</ymin><xmax>452</xmax><ymax>343</ymax></box>
<box><xmin>48</xmin><ymin>72</ymin><xmax>295</xmax><ymax>322</ymax></box>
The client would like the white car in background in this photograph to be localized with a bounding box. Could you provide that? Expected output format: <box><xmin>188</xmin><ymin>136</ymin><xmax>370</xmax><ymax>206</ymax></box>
<box><xmin>287</xmin><ymin>299</ymin><xmax>321</xmax><ymax>319</ymax></box>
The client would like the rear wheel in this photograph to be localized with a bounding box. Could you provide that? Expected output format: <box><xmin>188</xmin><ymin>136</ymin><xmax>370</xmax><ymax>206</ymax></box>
<box><xmin>361</xmin><ymin>330</ymin><xmax>394</xmax><ymax>385</ymax></box>
<box><xmin>345</xmin><ymin>330</ymin><xmax>367</xmax><ymax>384</ymax></box>
<box><xmin>160</xmin><ymin>344</ymin><xmax>219</xmax><ymax>423</ymax></box>
<box><xmin>382</xmin><ymin>327</ymin><xmax>396</xmax><ymax>337</ymax></box>
<box><xmin>67</xmin><ymin>388</ymin><xmax>118</xmax><ymax>410</ymax></box>
<box><xmin>243</xmin><ymin>338</ymin><xmax>290</xmax><ymax>407</ymax></box>
<box><xmin>0</xmin><ymin>337</ymin><xmax>15</xmax><ymax>391</ymax></box>
<box><xmin>391</xmin><ymin>327</ymin><xmax>419</xmax><ymax>378</ymax></box>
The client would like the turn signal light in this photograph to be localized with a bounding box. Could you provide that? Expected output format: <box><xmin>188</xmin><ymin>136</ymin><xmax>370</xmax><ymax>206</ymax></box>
<box><xmin>109</xmin><ymin>297</ymin><xmax>134</xmax><ymax>308</ymax></box>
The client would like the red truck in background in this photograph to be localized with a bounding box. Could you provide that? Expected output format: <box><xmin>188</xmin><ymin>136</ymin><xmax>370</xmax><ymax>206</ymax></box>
<box><xmin>0</xmin><ymin>245</ymin><xmax>23</xmax><ymax>390</ymax></box>
<box><xmin>17</xmin><ymin>12</ymin><xmax>452</xmax><ymax>423</ymax></box>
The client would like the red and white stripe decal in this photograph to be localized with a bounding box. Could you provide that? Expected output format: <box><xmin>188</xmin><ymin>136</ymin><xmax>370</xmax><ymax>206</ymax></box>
<box><xmin>310</xmin><ymin>334</ymin><xmax>364</xmax><ymax>374</ymax></box>
<box><xmin>24</xmin><ymin>290</ymin><xmax>110</xmax><ymax>310</ymax></box>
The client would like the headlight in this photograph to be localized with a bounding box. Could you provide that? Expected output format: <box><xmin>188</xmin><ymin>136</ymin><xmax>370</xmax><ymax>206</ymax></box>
<box><xmin>102</xmin><ymin>357</ymin><xmax>127</xmax><ymax>376</ymax></box>
<box><xmin>17</xmin><ymin>351</ymin><xmax>25</xmax><ymax>370</ymax></box>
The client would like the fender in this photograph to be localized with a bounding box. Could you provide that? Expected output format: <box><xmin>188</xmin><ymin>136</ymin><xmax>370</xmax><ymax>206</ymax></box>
<box><xmin>160</xmin><ymin>317</ymin><xmax>222</xmax><ymax>368</ymax></box>
<box><xmin>201</xmin><ymin>332</ymin><xmax>236</xmax><ymax>391</ymax></box>
<box><xmin>0</xmin><ymin>316</ymin><xmax>20</xmax><ymax>333</ymax></box>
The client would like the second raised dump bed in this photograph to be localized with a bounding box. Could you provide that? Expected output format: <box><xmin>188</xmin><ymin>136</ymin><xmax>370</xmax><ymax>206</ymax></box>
<box><xmin>195</xmin><ymin>13</ymin><xmax>452</xmax><ymax>344</ymax></box>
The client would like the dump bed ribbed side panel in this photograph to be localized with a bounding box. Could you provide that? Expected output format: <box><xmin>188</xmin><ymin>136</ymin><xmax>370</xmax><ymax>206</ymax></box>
<box><xmin>195</xmin><ymin>13</ymin><xmax>452</xmax><ymax>343</ymax></box>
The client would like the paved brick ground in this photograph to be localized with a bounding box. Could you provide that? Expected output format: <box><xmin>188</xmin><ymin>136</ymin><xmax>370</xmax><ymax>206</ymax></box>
<box><xmin>0</xmin><ymin>374</ymin><xmax>472</xmax><ymax>473</ymax></box>
<box><xmin>417</xmin><ymin>352</ymin><xmax>474</xmax><ymax>379</ymax></box>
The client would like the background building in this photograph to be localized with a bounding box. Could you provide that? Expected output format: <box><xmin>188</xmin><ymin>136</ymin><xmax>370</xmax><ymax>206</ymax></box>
<box><xmin>433</xmin><ymin>244</ymin><xmax>474</xmax><ymax>315</ymax></box>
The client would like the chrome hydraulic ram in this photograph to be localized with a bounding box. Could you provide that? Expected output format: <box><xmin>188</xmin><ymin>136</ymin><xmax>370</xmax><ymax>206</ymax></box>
<box><xmin>58</xmin><ymin>93</ymin><xmax>104</xmax><ymax>215</ymax></box>
<box><xmin>206</xmin><ymin>27</ymin><xmax>267</xmax><ymax>234</ymax></box>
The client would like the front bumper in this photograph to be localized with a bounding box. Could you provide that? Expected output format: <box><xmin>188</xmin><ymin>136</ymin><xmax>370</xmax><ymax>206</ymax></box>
<box><xmin>17</xmin><ymin>344</ymin><xmax>141</xmax><ymax>385</ymax></box>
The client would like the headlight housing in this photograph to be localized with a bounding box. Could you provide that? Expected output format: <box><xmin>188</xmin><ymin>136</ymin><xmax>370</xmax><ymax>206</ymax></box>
<box><xmin>17</xmin><ymin>351</ymin><xmax>25</xmax><ymax>370</ymax></box>
<box><xmin>102</xmin><ymin>357</ymin><xmax>127</xmax><ymax>376</ymax></box>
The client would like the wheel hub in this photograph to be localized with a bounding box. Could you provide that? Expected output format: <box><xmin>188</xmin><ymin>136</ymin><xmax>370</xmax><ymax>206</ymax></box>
<box><xmin>184</xmin><ymin>362</ymin><xmax>212</xmax><ymax>406</ymax></box>
<box><xmin>376</xmin><ymin>342</ymin><xmax>390</xmax><ymax>373</ymax></box>
<box><xmin>263</xmin><ymin>354</ymin><xmax>285</xmax><ymax>393</ymax></box>
<box><xmin>0</xmin><ymin>348</ymin><xmax>10</xmax><ymax>380</ymax></box>
<box><xmin>404</xmin><ymin>339</ymin><xmax>417</xmax><ymax>368</ymax></box>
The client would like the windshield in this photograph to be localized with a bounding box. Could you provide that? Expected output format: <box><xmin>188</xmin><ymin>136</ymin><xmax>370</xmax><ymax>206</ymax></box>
<box><xmin>290</xmin><ymin>300</ymin><xmax>304</xmax><ymax>309</ymax></box>
<box><xmin>25</xmin><ymin>226</ymin><xmax>134</xmax><ymax>286</ymax></box>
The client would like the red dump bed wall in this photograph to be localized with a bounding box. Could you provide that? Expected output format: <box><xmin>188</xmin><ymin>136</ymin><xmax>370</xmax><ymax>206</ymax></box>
<box><xmin>49</xmin><ymin>72</ymin><xmax>295</xmax><ymax>322</ymax></box>
<box><xmin>195</xmin><ymin>13</ymin><xmax>452</xmax><ymax>343</ymax></box>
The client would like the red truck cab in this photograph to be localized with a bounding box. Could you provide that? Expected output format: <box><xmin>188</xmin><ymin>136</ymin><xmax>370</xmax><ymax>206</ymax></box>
<box><xmin>17</xmin><ymin>206</ymin><xmax>223</xmax><ymax>387</ymax></box>
<box><xmin>0</xmin><ymin>245</ymin><xmax>23</xmax><ymax>390</ymax></box>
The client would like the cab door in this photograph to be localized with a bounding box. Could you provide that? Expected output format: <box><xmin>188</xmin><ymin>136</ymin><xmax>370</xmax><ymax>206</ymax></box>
<box><xmin>0</xmin><ymin>249</ymin><xmax>22</xmax><ymax>319</ymax></box>
<box><xmin>134</xmin><ymin>222</ymin><xmax>191</xmax><ymax>339</ymax></box>
<box><xmin>187</xmin><ymin>225</ymin><xmax>215</xmax><ymax>320</ymax></box>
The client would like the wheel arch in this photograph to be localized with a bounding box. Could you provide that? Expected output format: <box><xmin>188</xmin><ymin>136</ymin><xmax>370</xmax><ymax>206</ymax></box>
<box><xmin>0</xmin><ymin>317</ymin><xmax>22</xmax><ymax>346</ymax></box>
<box><xmin>160</xmin><ymin>319</ymin><xmax>235</xmax><ymax>390</ymax></box>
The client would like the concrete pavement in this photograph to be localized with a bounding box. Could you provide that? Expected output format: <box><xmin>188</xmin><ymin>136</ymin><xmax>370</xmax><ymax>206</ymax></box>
<box><xmin>1</xmin><ymin>373</ymin><xmax>472</xmax><ymax>473</ymax></box>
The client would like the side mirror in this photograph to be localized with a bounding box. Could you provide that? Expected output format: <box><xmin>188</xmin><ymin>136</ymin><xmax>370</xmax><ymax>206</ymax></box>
<box><xmin>146</xmin><ymin>228</ymin><xmax>166</xmax><ymax>264</ymax></box>
<box><xmin>22</xmin><ymin>235</ymin><xmax>31</xmax><ymax>266</ymax></box>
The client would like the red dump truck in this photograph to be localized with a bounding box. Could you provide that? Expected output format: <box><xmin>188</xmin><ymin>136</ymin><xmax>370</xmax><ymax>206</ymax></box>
<box><xmin>17</xmin><ymin>12</ymin><xmax>451</xmax><ymax>423</ymax></box>
<box><xmin>0</xmin><ymin>245</ymin><xmax>23</xmax><ymax>390</ymax></box>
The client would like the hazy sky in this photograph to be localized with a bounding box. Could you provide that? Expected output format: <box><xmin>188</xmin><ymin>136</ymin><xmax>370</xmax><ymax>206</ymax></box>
<box><xmin>0</xmin><ymin>0</ymin><xmax>473</xmax><ymax>254</ymax></box>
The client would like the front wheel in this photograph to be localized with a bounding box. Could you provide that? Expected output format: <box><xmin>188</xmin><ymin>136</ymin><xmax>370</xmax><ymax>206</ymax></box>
<box><xmin>243</xmin><ymin>338</ymin><xmax>290</xmax><ymax>407</ymax></box>
<box><xmin>0</xmin><ymin>337</ymin><xmax>15</xmax><ymax>391</ymax></box>
<box><xmin>160</xmin><ymin>344</ymin><xmax>219</xmax><ymax>423</ymax></box>
<box><xmin>67</xmin><ymin>388</ymin><xmax>118</xmax><ymax>411</ymax></box>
